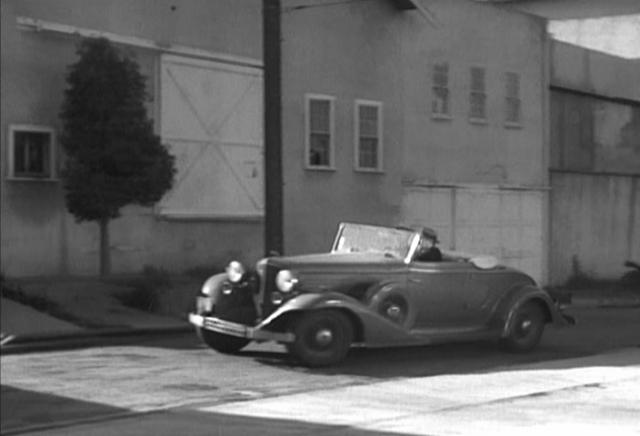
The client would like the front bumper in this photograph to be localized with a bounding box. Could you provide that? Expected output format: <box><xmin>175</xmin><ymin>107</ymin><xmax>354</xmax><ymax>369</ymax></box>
<box><xmin>188</xmin><ymin>313</ymin><xmax>294</xmax><ymax>343</ymax></box>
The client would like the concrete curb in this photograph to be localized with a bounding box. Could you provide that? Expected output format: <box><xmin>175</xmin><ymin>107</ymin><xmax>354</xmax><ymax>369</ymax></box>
<box><xmin>0</xmin><ymin>324</ymin><xmax>193</xmax><ymax>355</ymax></box>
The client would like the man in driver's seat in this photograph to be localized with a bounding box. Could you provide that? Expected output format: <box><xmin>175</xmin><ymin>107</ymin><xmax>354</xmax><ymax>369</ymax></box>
<box><xmin>415</xmin><ymin>228</ymin><xmax>442</xmax><ymax>262</ymax></box>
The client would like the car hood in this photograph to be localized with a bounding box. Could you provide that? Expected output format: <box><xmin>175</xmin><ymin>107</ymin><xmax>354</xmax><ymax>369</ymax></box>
<box><xmin>266</xmin><ymin>252</ymin><xmax>405</xmax><ymax>270</ymax></box>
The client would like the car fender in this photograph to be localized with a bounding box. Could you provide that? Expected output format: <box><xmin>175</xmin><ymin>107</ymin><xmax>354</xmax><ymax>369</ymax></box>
<box><xmin>201</xmin><ymin>273</ymin><xmax>229</xmax><ymax>300</ymax></box>
<box><xmin>199</xmin><ymin>272</ymin><xmax>258</xmax><ymax>324</ymax></box>
<box><xmin>256</xmin><ymin>291</ymin><xmax>415</xmax><ymax>345</ymax></box>
<box><xmin>491</xmin><ymin>284</ymin><xmax>568</xmax><ymax>337</ymax></box>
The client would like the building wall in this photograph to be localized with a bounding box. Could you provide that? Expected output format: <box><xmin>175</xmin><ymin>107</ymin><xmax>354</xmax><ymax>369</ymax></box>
<box><xmin>550</xmin><ymin>172</ymin><xmax>639</xmax><ymax>283</ymax></box>
<box><xmin>281</xmin><ymin>1</ymin><xmax>406</xmax><ymax>253</ymax></box>
<box><xmin>281</xmin><ymin>0</ymin><xmax>549</xmax><ymax>283</ymax></box>
<box><xmin>548</xmin><ymin>41</ymin><xmax>640</xmax><ymax>284</ymax></box>
<box><xmin>401</xmin><ymin>0</ymin><xmax>548</xmax><ymax>187</ymax></box>
<box><xmin>1</xmin><ymin>0</ymin><xmax>264</xmax><ymax>276</ymax></box>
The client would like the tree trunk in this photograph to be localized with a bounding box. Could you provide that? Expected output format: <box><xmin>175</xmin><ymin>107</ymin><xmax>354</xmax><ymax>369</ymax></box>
<box><xmin>99</xmin><ymin>218</ymin><xmax>111</xmax><ymax>277</ymax></box>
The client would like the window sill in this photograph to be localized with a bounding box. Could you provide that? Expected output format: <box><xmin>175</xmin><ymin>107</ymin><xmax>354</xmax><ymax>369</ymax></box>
<box><xmin>504</xmin><ymin>122</ymin><xmax>523</xmax><ymax>129</ymax></box>
<box><xmin>468</xmin><ymin>117</ymin><xmax>488</xmax><ymax>125</ymax></box>
<box><xmin>305</xmin><ymin>165</ymin><xmax>337</xmax><ymax>172</ymax></box>
<box><xmin>6</xmin><ymin>176</ymin><xmax>59</xmax><ymax>183</ymax></box>
<box><xmin>431</xmin><ymin>113</ymin><xmax>452</xmax><ymax>121</ymax></box>
<box><xmin>354</xmin><ymin>167</ymin><xmax>384</xmax><ymax>174</ymax></box>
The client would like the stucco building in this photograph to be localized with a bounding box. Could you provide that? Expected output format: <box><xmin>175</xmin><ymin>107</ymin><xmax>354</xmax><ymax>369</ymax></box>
<box><xmin>281</xmin><ymin>0</ymin><xmax>549</xmax><ymax>283</ymax></box>
<box><xmin>1</xmin><ymin>0</ymin><xmax>265</xmax><ymax>276</ymax></box>
<box><xmin>2</xmin><ymin>0</ymin><xmax>550</xmax><ymax>283</ymax></box>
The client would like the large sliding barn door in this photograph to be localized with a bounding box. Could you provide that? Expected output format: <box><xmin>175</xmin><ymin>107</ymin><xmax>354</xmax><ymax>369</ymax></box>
<box><xmin>158</xmin><ymin>55</ymin><xmax>263</xmax><ymax>218</ymax></box>
<box><xmin>401</xmin><ymin>185</ymin><xmax>546</xmax><ymax>284</ymax></box>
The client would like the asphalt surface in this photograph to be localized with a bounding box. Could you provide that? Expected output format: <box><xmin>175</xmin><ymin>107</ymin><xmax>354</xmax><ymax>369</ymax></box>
<box><xmin>2</xmin><ymin>306</ymin><xmax>639</xmax><ymax>435</ymax></box>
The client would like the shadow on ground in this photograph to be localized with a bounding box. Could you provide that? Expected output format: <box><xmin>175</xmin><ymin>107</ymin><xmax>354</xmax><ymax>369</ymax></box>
<box><xmin>1</xmin><ymin>385</ymin><xmax>418</xmax><ymax>436</ymax></box>
<box><xmin>1</xmin><ymin>385</ymin><xmax>129</xmax><ymax>435</ymax></box>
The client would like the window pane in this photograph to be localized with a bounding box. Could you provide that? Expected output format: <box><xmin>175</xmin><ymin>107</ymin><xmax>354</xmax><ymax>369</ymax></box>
<box><xmin>505</xmin><ymin>73</ymin><xmax>521</xmax><ymax>123</ymax></box>
<box><xmin>359</xmin><ymin>138</ymin><xmax>378</xmax><ymax>169</ymax></box>
<box><xmin>506</xmin><ymin>72</ymin><xmax>519</xmax><ymax>97</ymax></box>
<box><xmin>309</xmin><ymin>133</ymin><xmax>330</xmax><ymax>166</ymax></box>
<box><xmin>506</xmin><ymin>98</ymin><xmax>521</xmax><ymax>123</ymax></box>
<box><xmin>310</xmin><ymin>100</ymin><xmax>330</xmax><ymax>132</ymax></box>
<box><xmin>470</xmin><ymin>93</ymin><xmax>486</xmax><ymax>119</ymax></box>
<box><xmin>470</xmin><ymin>67</ymin><xmax>485</xmax><ymax>91</ymax></box>
<box><xmin>433</xmin><ymin>63</ymin><xmax>448</xmax><ymax>87</ymax></box>
<box><xmin>359</xmin><ymin>105</ymin><xmax>378</xmax><ymax>137</ymax></box>
<box><xmin>14</xmin><ymin>131</ymin><xmax>51</xmax><ymax>178</ymax></box>
<box><xmin>358</xmin><ymin>104</ymin><xmax>380</xmax><ymax>169</ymax></box>
<box><xmin>432</xmin><ymin>87</ymin><xmax>449</xmax><ymax>114</ymax></box>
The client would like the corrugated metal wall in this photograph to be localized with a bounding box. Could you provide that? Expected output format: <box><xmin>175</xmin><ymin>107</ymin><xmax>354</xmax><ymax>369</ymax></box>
<box><xmin>549</xmin><ymin>171</ymin><xmax>639</xmax><ymax>285</ymax></box>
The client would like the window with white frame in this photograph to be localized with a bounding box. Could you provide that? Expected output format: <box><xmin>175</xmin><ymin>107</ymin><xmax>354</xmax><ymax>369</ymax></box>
<box><xmin>469</xmin><ymin>67</ymin><xmax>486</xmax><ymax>121</ymax></box>
<box><xmin>431</xmin><ymin>62</ymin><xmax>450</xmax><ymax>117</ymax></box>
<box><xmin>8</xmin><ymin>125</ymin><xmax>56</xmax><ymax>180</ymax></box>
<box><xmin>355</xmin><ymin>100</ymin><xmax>383</xmax><ymax>171</ymax></box>
<box><xmin>505</xmin><ymin>72</ymin><xmax>522</xmax><ymax>125</ymax></box>
<box><xmin>305</xmin><ymin>94</ymin><xmax>334</xmax><ymax>169</ymax></box>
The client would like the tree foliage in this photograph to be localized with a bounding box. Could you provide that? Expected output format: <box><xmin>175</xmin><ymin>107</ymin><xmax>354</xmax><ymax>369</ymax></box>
<box><xmin>60</xmin><ymin>38</ymin><xmax>175</xmax><ymax>222</ymax></box>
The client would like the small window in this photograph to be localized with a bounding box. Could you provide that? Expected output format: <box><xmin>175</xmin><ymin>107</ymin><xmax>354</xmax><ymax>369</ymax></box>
<box><xmin>305</xmin><ymin>94</ymin><xmax>335</xmax><ymax>169</ymax></box>
<box><xmin>505</xmin><ymin>72</ymin><xmax>522</xmax><ymax>125</ymax></box>
<box><xmin>431</xmin><ymin>63</ymin><xmax>450</xmax><ymax>118</ymax></box>
<box><xmin>354</xmin><ymin>100</ymin><xmax>383</xmax><ymax>172</ymax></box>
<box><xmin>469</xmin><ymin>67</ymin><xmax>486</xmax><ymax>121</ymax></box>
<box><xmin>8</xmin><ymin>125</ymin><xmax>56</xmax><ymax>180</ymax></box>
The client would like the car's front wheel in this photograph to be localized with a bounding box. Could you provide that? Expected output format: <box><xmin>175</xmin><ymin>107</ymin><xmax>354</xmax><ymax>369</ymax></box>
<box><xmin>196</xmin><ymin>328</ymin><xmax>250</xmax><ymax>354</ymax></box>
<box><xmin>501</xmin><ymin>301</ymin><xmax>546</xmax><ymax>352</ymax></box>
<box><xmin>286</xmin><ymin>310</ymin><xmax>353</xmax><ymax>367</ymax></box>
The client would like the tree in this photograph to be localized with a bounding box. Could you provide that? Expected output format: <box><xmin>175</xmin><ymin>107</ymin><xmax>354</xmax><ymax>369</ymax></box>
<box><xmin>60</xmin><ymin>38</ymin><xmax>175</xmax><ymax>276</ymax></box>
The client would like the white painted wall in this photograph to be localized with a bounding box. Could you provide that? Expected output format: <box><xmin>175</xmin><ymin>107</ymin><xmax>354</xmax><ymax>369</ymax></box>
<box><xmin>401</xmin><ymin>185</ymin><xmax>546</xmax><ymax>284</ymax></box>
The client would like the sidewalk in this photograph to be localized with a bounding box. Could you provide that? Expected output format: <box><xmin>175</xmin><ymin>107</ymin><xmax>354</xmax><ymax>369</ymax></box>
<box><xmin>0</xmin><ymin>276</ymin><xmax>198</xmax><ymax>352</ymax></box>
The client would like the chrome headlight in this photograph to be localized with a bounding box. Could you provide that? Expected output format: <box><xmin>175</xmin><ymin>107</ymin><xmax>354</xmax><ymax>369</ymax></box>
<box><xmin>226</xmin><ymin>260</ymin><xmax>245</xmax><ymax>283</ymax></box>
<box><xmin>275</xmin><ymin>269</ymin><xmax>298</xmax><ymax>293</ymax></box>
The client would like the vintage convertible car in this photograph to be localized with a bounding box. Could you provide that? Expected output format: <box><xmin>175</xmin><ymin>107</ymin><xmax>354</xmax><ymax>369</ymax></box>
<box><xmin>189</xmin><ymin>222</ymin><xmax>574</xmax><ymax>366</ymax></box>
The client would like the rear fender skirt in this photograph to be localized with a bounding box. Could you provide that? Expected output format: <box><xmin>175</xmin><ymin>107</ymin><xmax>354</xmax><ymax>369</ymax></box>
<box><xmin>255</xmin><ymin>292</ymin><xmax>415</xmax><ymax>345</ymax></box>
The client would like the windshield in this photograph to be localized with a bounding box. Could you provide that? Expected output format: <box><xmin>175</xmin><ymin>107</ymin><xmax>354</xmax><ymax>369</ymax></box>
<box><xmin>331</xmin><ymin>223</ymin><xmax>416</xmax><ymax>260</ymax></box>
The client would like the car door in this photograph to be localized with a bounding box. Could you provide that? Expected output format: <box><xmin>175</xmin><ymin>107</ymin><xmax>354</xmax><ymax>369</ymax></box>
<box><xmin>408</xmin><ymin>260</ymin><xmax>484</xmax><ymax>329</ymax></box>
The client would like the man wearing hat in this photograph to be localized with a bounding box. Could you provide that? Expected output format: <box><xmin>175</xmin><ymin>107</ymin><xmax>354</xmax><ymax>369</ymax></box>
<box><xmin>415</xmin><ymin>227</ymin><xmax>443</xmax><ymax>262</ymax></box>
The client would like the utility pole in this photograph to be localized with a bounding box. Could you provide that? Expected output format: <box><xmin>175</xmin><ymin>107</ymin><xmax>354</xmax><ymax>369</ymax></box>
<box><xmin>263</xmin><ymin>0</ymin><xmax>284</xmax><ymax>256</ymax></box>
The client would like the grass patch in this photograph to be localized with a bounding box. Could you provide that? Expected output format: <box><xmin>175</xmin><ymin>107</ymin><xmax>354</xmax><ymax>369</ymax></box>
<box><xmin>0</xmin><ymin>274</ymin><xmax>103</xmax><ymax>328</ymax></box>
<box><xmin>112</xmin><ymin>266</ymin><xmax>171</xmax><ymax>312</ymax></box>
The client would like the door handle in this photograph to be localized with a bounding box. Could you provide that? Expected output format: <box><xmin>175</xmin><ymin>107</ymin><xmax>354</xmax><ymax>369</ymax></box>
<box><xmin>409</xmin><ymin>278</ymin><xmax>422</xmax><ymax>284</ymax></box>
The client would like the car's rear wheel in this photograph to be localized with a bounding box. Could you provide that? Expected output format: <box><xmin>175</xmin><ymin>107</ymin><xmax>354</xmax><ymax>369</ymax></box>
<box><xmin>501</xmin><ymin>301</ymin><xmax>546</xmax><ymax>352</ymax></box>
<box><xmin>286</xmin><ymin>310</ymin><xmax>353</xmax><ymax>367</ymax></box>
<box><xmin>196</xmin><ymin>328</ymin><xmax>250</xmax><ymax>354</ymax></box>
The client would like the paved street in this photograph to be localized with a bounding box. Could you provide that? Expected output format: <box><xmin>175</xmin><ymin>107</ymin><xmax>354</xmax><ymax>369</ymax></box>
<box><xmin>1</xmin><ymin>306</ymin><xmax>639</xmax><ymax>435</ymax></box>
